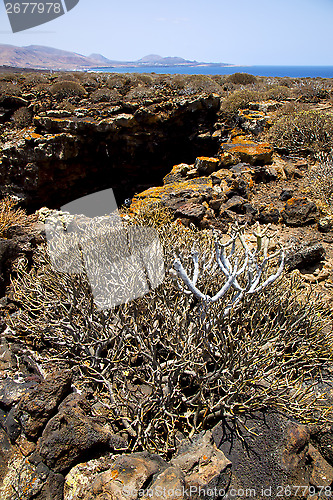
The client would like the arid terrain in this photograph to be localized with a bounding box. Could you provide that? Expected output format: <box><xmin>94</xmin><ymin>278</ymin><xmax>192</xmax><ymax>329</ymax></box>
<box><xmin>1</xmin><ymin>69</ymin><xmax>333</xmax><ymax>499</ymax></box>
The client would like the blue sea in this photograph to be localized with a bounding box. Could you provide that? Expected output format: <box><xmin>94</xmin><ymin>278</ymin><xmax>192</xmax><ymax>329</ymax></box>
<box><xmin>91</xmin><ymin>65</ymin><xmax>333</xmax><ymax>78</ymax></box>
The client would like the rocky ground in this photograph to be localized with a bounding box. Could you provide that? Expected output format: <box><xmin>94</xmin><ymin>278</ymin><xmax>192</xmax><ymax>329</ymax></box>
<box><xmin>1</xmin><ymin>70</ymin><xmax>333</xmax><ymax>498</ymax></box>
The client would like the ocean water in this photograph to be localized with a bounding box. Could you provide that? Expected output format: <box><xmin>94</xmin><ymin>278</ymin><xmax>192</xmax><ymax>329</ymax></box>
<box><xmin>92</xmin><ymin>65</ymin><xmax>333</xmax><ymax>78</ymax></box>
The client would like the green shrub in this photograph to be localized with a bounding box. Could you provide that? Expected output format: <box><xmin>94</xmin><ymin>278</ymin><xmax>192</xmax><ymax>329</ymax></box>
<box><xmin>50</xmin><ymin>80</ymin><xmax>87</xmax><ymax>100</ymax></box>
<box><xmin>225</xmin><ymin>72</ymin><xmax>257</xmax><ymax>85</ymax></box>
<box><xmin>267</xmin><ymin>109</ymin><xmax>333</xmax><ymax>152</ymax></box>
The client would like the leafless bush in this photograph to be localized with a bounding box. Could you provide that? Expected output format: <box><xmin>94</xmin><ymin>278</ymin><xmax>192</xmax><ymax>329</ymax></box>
<box><xmin>0</xmin><ymin>82</ymin><xmax>22</xmax><ymax>96</ymax></box>
<box><xmin>0</xmin><ymin>196</ymin><xmax>37</xmax><ymax>237</ymax></box>
<box><xmin>294</xmin><ymin>80</ymin><xmax>330</xmax><ymax>103</ymax></box>
<box><xmin>32</xmin><ymin>83</ymin><xmax>52</xmax><ymax>96</ymax></box>
<box><xmin>7</xmin><ymin>206</ymin><xmax>333</xmax><ymax>455</ymax></box>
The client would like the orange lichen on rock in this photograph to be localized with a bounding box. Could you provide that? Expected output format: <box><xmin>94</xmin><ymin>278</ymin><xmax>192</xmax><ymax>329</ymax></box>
<box><xmin>163</xmin><ymin>163</ymin><xmax>191</xmax><ymax>184</ymax></box>
<box><xmin>129</xmin><ymin>178</ymin><xmax>213</xmax><ymax>213</ymax></box>
<box><xmin>195</xmin><ymin>157</ymin><xmax>219</xmax><ymax>175</ymax></box>
<box><xmin>219</xmin><ymin>151</ymin><xmax>236</xmax><ymax>167</ymax></box>
<box><xmin>222</xmin><ymin>138</ymin><xmax>273</xmax><ymax>165</ymax></box>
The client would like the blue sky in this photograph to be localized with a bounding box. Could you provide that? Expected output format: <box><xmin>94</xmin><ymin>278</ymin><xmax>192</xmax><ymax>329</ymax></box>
<box><xmin>0</xmin><ymin>0</ymin><xmax>333</xmax><ymax>65</ymax></box>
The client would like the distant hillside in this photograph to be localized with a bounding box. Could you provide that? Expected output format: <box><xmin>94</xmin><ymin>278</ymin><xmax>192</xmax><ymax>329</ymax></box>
<box><xmin>0</xmin><ymin>44</ymin><xmax>103</xmax><ymax>70</ymax></box>
<box><xmin>0</xmin><ymin>44</ymin><xmax>230</xmax><ymax>71</ymax></box>
<box><xmin>137</xmin><ymin>54</ymin><xmax>197</xmax><ymax>65</ymax></box>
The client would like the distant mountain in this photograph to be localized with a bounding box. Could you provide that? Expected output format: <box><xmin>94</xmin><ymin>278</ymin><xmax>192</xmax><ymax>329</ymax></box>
<box><xmin>0</xmin><ymin>44</ymin><xmax>230</xmax><ymax>71</ymax></box>
<box><xmin>137</xmin><ymin>54</ymin><xmax>197</xmax><ymax>65</ymax></box>
<box><xmin>89</xmin><ymin>53</ymin><xmax>120</xmax><ymax>65</ymax></box>
<box><xmin>0</xmin><ymin>44</ymin><xmax>102</xmax><ymax>70</ymax></box>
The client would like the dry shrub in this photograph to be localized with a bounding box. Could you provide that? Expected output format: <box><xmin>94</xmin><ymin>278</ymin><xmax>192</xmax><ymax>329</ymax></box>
<box><xmin>59</xmin><ymin>100</ymin><xmax>76</xmax><ymax>113</ymax></box>
<box><xmin>90</xmin><ymin>87</ymin><xmax>121</xmax><ymax>103</ymax></box>
<box><xmin>170</xmin><ymin>74</ymin><xmax>222</xmax><ymax>96</ymax></box>
<box><xmin>309</xmin><ymin>151</ymin><xmax>333</xmax><ymax>215</ymax></box>
<box><xmin>225</xmin><ymin>72</ymin><xmax>257</xmax><ymax>85</ymax></box>
<box><xmin>295</xmin><ymin>81</ymin><xmax>330</xmax><ymax>103</ymax></box>
<box><xmin>267</xmin><ymin>109</ymin><xmax>333</xmax><ymax>152</ymax></box>
<box><xmin>124</xmin><ymin>85</ymin><xmax>154</xmax><ymax>101</ymax></box>
<box><xmin>220</xmin><ymin>89</ymin><xmax>260</xmax><ymax>113</ymax></box>
<box><xmin>33</xmin><ymin>83</ymin><xmax>52</xmax><ymax>96</ymax></box>
<box><xmin>0</xmin><ymin>82</ymin><xmax>22</xmax><ymax>96</ymax></box>
<box><xmin>0</xmin><ymin>196</ymin><xmax>36</xmax><ymax>237</ymax></box>
<box><xmin>263</xmin><ymin>85</ymin><xmax>292</xmax><ymax>101</ymax></box>
<box><xmin>8</xmin><ymin>205</ymin><xmax>333</xmax><ymax>455</ymax></box>
<box><xmin>11</xmin><ymin>107</ymin><xmax>33</xmax><ymax>128</ymax></box>
<box><xmin>50</xmin><ymin>80</ymin><xmax>87</xmax><ymax>100</ymax></box>
<box><xmin>23</xmin><ymin>73</ymin><xmax>49</xmax><ymax>87</ymax></box>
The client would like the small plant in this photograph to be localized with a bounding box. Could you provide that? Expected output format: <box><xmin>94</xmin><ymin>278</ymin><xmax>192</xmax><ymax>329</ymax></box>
<box><xmin>90</xmin><ymin>87</ymin><xmax>121</xmax><ymax>103</ymax></box>
<box><xmin>11</xmin><ymin>107</ymin><xmax>33</xmax><ymax>128</ymax></box>
<box><xmin>220</xmin><ymin>89</ymin><xmax>260</xmax><ymax>113</ymax></box>
<box><xmin>171</xmin><ymin>222</ymin><xmax>284</xmax><ymax>317</ymax></box>
<box><xmin>263</xmin><ymin>85</ymin><xmax>292</xmax><ymax>101</ymax></box>
<box><xmin>50</xmin><ymin>80</ymin><xmax>87</xmax><ymax>100</ymax></box>
<box><xmin>0</xmin><ymin>82</ymin><xmax>22</xmax><ymax>97</ymax></box>
<box><xmin>267</xmin><ymin>109</ymin><xmax>333</xmax><ymax>152</ymax></box>
<box><xmin>171</xmin><ymin>74</ymin><xmax>223</xmax><ymax>96</ymax></box>
<box><xmin>225</xmin><ymin>72</ymin><xmax>257</xmax><ymax>85</ymax></box>
<box><xmin>124</xmin><ymin>85</ymin><xmax>154</xmax><ymax>101</ymax></box>
<box><xmin>309</xmin><ymin>151</ymin><xmax>333</xmax><ymax>215</ymax></box>
<box><xmin>0</xmin><ymin>196</ymin><xmax>36</xmax><ymax>238</ymax></box>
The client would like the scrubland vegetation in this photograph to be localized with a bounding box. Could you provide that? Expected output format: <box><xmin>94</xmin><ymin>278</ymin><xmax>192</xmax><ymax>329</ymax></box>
<box><xmin>6</xmin><ymin>204</ymin><xmax>333</xmax><ymax>453</ymax></box>
<box><xmin>2</xmin><ymin>68</ymin><xmax>333</xmax><ymax>455</ymax></box>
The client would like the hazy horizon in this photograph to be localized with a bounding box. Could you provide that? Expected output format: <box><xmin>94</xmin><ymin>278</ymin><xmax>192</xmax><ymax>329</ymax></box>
<box><xmin>0</xmin><ymin>0</ymin><xmax>333</xmax><ymax>66</ymax></box>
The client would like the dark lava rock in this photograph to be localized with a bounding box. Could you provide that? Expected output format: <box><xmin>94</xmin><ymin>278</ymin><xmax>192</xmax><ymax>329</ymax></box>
<box><xmin>0</xmin><ymin>238</ymin><xmax>17</xmax><ymax>296</ymax></box>
<box><xmin>280</xmin><ymin>189</ymin><xmax>294</xmax><ymax>201</ymax></box>
<box><xmin>209</xmin><ymin>198</ymin><xmax>227</xmax><ymax>211</ymax></box>
<box><xmin>213</xmin><ymin>412</ymin><xmax>312</xmax><ymax>497</ymax></box>
<box><xmin>229</xmin><ymin>162</ymin><xmax>252</xmax><ymax>175</ymax></box>
<box><xmin>0</xmin><ymin>377</ymin><xmax>38</xmax><ymax>407</ymax></box>
<box><xmin>285</xmin><ymin>240</ymin><xmax>326</xmax><ymax>271</ymax></box>
<box><xmin>281</xmin><ymin>197</ymin><xmax>318</xmax><ymax>226</ymax></box>
<box><xmin>195</xmin><ymin>157</ymin><xmax>219</xmax><ymax>175</ymax></box>
<box><xmin>222</xmin><ymin>196</ymin><xmax>247</xmax><ymax>214</ymax></box>
<box><xmin>174</xmin><ymin>202</ymin><xmax>207</xmax><ymax>222</ymax></box>
<box><xmin>17</xmin><ymin>370</ymin><xmax>72</xmax><ymax>439</ymax></box>
<box><xmin>259</xmin><ymin>204</ymin><xmax>280</xmax><ymax>224</ymax></box>
<box><xmin>35</xmin><ymin>393</ymin><xmax>127</xmax><ymax>472</ymax></box>
<box><xmin>243</xmin><ymin>202</ymin><xmax>259</xmax><ymax>218</ymax></box>
<box><xmin>253</xmin><ymin>165</ymin><xmax>278</xmax><ymax>183</ymax></box>
<box><xmin>318</xmin><ymin>217</ymin><xmax>333</xmax><ymax>233</ymax></box>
